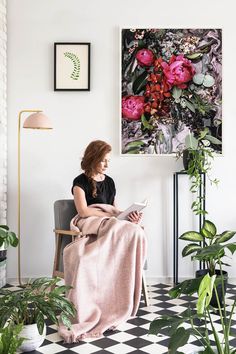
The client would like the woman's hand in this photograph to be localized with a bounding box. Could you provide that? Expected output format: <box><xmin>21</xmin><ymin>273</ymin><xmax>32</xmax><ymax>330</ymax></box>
<box><xmin>128</xmin><ymin>211</ymin><xmax>143</xmax><ymax>224</ymax></box>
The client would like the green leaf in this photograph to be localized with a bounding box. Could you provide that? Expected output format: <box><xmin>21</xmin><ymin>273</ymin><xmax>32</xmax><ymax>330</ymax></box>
<box><xmin>141</xmin><ymin>114</ymin><xmax>153</xmax><ymax>130</ymax></box>
<box><xmin>205</xmin><ymin>135</ymin><xmax>222</xmax><ymax>145</ymax></box>
<box><xmin>149</xmin><ymin>318</ymin><xmax>172</xmax><ymax>335</ymax></box>
<box><xmin>203</xmin><ymin>74</ymin><xmax>215</xmax><ymax>88</ymax></box>
<box><xmin>36</xmin><ymin>311</ymin><xmax>45</xmax><ymax>335</ymax></box>
<box><xmin>193</xmin><ymin>73</ymin><xmax>204</xmax><ymax>85</ymax></box>
<box><xmin>227</xmin><ymin>243</ymin><xmax>236</xmax><ymax>255</ymax></box>
<box><xmin>216</xmin><ymin>231</ymin><xmax>236</xmax><ymax>243</ymax></box>
<box><xmin>198</xmin><ymin>128</ymin><xmax>209</xmax><ymax>140</ymax></box>
<box><xmin>192</xmin><ymin>244</ymin><xmax>225</xmax><ymax>261</ymax></box>
<box><xmin>197</xmin><ymin>274</ymin><xmax>216</xmax><ymax>315</ymax></box>
<box><xmin>179</xmin><ymin>231</ymin><xmax>203</xmax><ymax>242</ymax></box>
<box><xmin>201</xmin><ymin>227</ymin><xmax>213</xmax><ymax>239</ymax></box>
<box><xmin>186</xmin><ymin>53</ymin><xmax>202</xmax><ymax>60</ymax></box>
<box><xmin>0</xmin><ymin>225</ymin><xmax>9</xmax><ymax>230</ymax></box>
<box><xmin>51</xmin><ymin>285</ymin><xmax>69</xmax><ymax>295</ymax></box>
<box><xmin>169</xmin><ymin>277</ymin><xmax>203</xmax><ymax>298</ymax></box>
<box><xmin>125</xmin><ymin>140</ymin><xmax>145</xmax><ymax>154</ymax></box>
<box><xmin>0</xmin><ymin>229</ymin><xmax>6</xmax><ymax>239</ymax></box>
<box><xmin>0</xmin><ymin>323</ymin><xmax>25</xmax><ymax>354</ymax></box>
<box><xmin>185</xmin><ymin>100</ymin><xmax>196</xmax><ymax>113</ymax></box>
<box><xmin>126</xmin><ymin>140</ymin><xmax>145</xmax><ymax>148</ymax></box>
<box><xmin>126</xmin><ymin>149</ymin><xmax>140</xmax><ymax>154</ymax></box>
<box><xmin>182</xmin><ymin>243</ymin><xmax>202</xmax><ymax>257</ymax></box>
<box><xmin>0</xmin><ymin>228</ymin><xmax>18</xmax><ymax>248</ymax></box>
<box><xmin>37</xmin><ymin>303</ymin><xmax>58</xmax><ymax>324</ymax></box>
<box><xmin>149</xmin><ymin>309</ymin><xmax>193</xmax><ymax>337</ymax></box>
<box><xmin>132</xmin><ymin>71</ymin><xmax>148</xmax><ymax>94</ymax></box>
<box><xmin>202</xmin><ymin>220</ymin><xmax>217</xmax><ymax>237</ymax></box>
<box><xmin>168</xmin><ymin>327</ymin><xmax>190</xmax><ymax>353</ymax></box>
<box><xmin>172</xmin><ymin>86</ymin><xmax>182</xmax><ymax>100</ymax></box>
<box><xmin>8</xmin><ymin>232</ymin><xmax>18</xmax><ymax>247</ymax></box>
<box><xmin>60</xmin><ymin>313</ymin><xmax>72</xmax><ymax>329</ymax></box>
<box><xmin>185</xmin><ymin>134</ymin><xmax>198</xmax><ymax>150</ymax></box>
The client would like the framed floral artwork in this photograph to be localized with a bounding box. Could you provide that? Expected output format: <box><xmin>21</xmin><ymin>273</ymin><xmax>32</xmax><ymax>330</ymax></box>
<box><xmin>121</xmin><ymin>29</ymin><xmax>222</xmax><ymax>155</ymax></box>
<box><xmin>54</xmin><ymin>42</ymin><xmax>90</xmax><ymax>91</ymax></box>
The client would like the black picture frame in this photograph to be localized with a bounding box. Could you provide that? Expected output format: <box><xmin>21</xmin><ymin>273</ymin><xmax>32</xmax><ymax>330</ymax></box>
<box><xmin>54</xmin><ymin>42</ymin><xmax>90</xmax><ymax>91</ymax></box>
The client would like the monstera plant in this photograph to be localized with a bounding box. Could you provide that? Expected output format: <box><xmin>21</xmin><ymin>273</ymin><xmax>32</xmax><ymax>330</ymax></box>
<box><xmin>149</xmin><ymin>220</ymin><xmax>236</xmax><ymax>353</ymax></box>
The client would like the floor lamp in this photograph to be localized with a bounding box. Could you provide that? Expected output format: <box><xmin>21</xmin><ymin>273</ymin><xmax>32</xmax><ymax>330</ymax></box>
<box><xmin>18</xmin><ymin>110</ymin><xmax>53</xmax><ymax>285</ymax></box>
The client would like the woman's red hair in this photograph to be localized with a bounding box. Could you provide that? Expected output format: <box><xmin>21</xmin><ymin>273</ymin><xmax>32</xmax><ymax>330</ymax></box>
<box><xmin>81</xmin><ymin>140</ymin><xmax>111</xmax><ymax>197</ymax></box>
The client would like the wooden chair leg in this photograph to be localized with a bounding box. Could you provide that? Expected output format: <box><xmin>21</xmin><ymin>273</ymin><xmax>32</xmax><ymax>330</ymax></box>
<box><xmin>142</xmin><ymin>273</ymin><xmax>149</xmax><ymax>307</ymax></box>
<box><xmin>52</xmin><ymin>233</ymin><xmax>62</xmax><ymax>278</ymax></box>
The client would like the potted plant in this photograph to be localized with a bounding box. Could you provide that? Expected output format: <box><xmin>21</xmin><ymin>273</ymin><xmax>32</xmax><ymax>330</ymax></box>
<box><xmin>176</xmin><ymin>128</ymin><xmax>222</xmax><ymax>215</ymax></box>
<box><xmin>149</xmin><ymin>220</ymin><xmax>236</xmax><ymax>353</ymax></box>
<box><xmin>0</xmin><ymin>323</ymin><xmax>25</xmax><ymax>354</ymax></box>
<box><xmin>179</xmin><ymin>219</ymin><xmax>236</xmax><ymax>306</ymax></box>
<box><xmin>0</xmin><ymin>225</ymin><xmax>18</xmax><ymax>288</ymax></box>
<box><xmin>0</xmin><ymin>277</ymin><xmax>76</xmax><ymax>352</ymax></box>
<box><xmin>0</xmin><ymin>225</ymin><xmax>18</xmax><ymax>248</ymax></box>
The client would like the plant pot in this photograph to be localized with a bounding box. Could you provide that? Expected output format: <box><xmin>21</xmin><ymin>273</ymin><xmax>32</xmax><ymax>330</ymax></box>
<box><xmin>0</xmin><ymin>259</ymin><xmax>6</xmax><ymax>288</ymax></box>
<box><xmin>0</xmin><ymin>249</ymin><xmax>7</xmax><ymax>261</ymax></box>
<box><xmin>196</xmin><ymin>269</ymin><xmax>228</xmax><ymax>308</ymax></box>
<box><xmin>183</xmin><ymin>149</ymin><xmax>192</xmax><ymax>170</ymax></box>
<box><xmin>19</xmin><ymin>323</ymin><xmax>46</xmax><ymax>352</ymax></box>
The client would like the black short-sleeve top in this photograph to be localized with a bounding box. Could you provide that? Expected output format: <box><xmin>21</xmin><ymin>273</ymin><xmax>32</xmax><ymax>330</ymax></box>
<box><xmin>72</xmin><ymin>173</ymin><xmax>116</xmax><ymax>206</ymax></box>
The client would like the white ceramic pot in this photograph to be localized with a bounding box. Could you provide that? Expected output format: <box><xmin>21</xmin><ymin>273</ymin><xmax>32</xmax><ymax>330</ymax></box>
<box><xmin>19</xmin><ymin>323</ymin><xmax>46</xmax><ymax>352</ymax></box>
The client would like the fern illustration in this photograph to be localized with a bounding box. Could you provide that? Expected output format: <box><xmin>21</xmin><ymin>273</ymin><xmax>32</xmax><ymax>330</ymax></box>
<box><xmin>64</xmin><ymin>52</ymin><xmax>80</xmax><ymax>80</ymax></box>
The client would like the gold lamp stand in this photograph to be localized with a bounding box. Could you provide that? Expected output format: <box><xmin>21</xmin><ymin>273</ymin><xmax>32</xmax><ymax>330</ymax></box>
<box><xmin>17</xmin><ymin>110</ymin><xmax>52</xmax><ymax>286</ymax></box>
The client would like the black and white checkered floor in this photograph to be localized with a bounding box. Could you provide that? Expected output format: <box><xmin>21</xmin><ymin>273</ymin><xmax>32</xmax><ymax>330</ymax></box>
<box><xmin>5</xmin><ymin>281</ymin><xmax>236</xmax><ymax>353</ymax></box>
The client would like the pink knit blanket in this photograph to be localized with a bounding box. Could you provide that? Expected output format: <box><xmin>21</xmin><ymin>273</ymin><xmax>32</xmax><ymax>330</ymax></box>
<box><xmin>58</xmin><ymin>203</ymin><xmax>147</xmax><ymax>342</ymax></box>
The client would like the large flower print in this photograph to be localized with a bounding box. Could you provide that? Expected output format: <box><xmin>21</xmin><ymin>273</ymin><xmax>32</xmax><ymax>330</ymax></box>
<box><xmin>121</xmin><ymin>29</ymin><xmax>222</xmax><ymax>155</ymax></box>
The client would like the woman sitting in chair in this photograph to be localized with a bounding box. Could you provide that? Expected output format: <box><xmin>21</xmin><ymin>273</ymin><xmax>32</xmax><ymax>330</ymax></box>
<box><xmin>72</xmin><ymin>140</ymin><xmax>142</xmax><ymax>223</ymax></box>
<box><xmin>59</xmin><ymin>140</ymin><xmax>147</xmax><ymax>343</ymax></box>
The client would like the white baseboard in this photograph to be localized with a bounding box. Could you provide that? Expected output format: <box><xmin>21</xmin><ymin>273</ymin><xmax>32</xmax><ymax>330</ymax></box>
<box><xmin>7</xmin><ymin>276</ymin><xmax>236</xmax><ymax>286</ymax></box>
<box><xmin>145</xmin><ymin>276</ymin><xmax>236</xmax><ymax>285</ymax></box>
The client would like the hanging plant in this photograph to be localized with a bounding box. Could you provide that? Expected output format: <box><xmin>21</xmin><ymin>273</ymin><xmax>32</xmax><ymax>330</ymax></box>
<box><xmin>176</xmin><ymin>127</ymin><xmax>222</xmax><ymax>215</ymax></box>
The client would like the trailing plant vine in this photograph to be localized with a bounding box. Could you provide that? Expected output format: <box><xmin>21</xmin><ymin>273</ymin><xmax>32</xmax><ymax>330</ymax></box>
<box><xmin>176</xmin><ymin>127</ymin><xmax>221</xmax><ymax>215</ymax></box>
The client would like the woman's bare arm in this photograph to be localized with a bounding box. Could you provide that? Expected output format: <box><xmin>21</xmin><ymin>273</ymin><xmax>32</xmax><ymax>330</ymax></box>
<box><xmin>73</xmin><ymin>186</ymin><xmax>112</xmax><ymax>217</ymax></box>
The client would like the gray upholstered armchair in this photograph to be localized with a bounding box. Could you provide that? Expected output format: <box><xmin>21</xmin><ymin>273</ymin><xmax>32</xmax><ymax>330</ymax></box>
<box><xmin>53</xmin><ymin>199</ymin><xmax>149</xmax><ymax>306</ymax></box>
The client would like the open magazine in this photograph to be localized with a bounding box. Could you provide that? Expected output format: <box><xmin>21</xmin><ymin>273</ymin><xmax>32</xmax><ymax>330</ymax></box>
<box><xmin>117</xmin><ymin>199</ymin><xmax>148</xmax><ymax>221</ymax></box>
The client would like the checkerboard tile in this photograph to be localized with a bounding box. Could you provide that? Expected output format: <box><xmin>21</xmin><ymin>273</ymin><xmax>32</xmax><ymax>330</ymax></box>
<box><xmin>2</xmin><ymin>282</ymin><xmax>236</xmax><ymax>353</ymax></box>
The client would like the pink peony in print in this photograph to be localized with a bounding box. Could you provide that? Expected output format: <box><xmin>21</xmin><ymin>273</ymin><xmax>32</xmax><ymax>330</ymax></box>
<box><xmin>161</xmin><ymin>55</ymin><xmax>195</xmax><ymax>89</ymax></box>
<box><xmin>136</xmin><ymin>49</ymin><xmax>155</xmax><ymax>67</ymax></box>
<box><xmin>122</xmin><ymin>96</ymin><xmax>145</xmax><ymax>120</ymax></box>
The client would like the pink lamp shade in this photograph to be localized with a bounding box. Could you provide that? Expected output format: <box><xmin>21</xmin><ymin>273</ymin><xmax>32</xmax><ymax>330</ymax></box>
<box><xmin>23</xmin><ymin>112</ymin><xmax>53</xmax><ymax>129</ymax></box>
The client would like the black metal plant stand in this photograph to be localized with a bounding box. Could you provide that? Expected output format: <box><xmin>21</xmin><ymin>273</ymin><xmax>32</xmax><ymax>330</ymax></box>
<box><xmin>173</xmin><ymin>171</ymin><xmax>206</xmax><ymax>285</ymax></box>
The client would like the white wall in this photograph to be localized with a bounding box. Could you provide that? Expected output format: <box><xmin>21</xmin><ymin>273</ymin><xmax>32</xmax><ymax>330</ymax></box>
<box><xmin>7</xmin><ymin>0</ymin><xmax>236</xmax><ymax>281</ymax></box>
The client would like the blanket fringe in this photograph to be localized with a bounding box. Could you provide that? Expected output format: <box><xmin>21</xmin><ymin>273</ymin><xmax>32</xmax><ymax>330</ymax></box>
<box><xmin>63</xmin><ymin>327</ymin><xmax>118</xmax><ymax>343</ymax></box>
<box><xmin>63</xmin><ymin>331</ymin><xmax>104</xmax><ymax>343</ymax></box>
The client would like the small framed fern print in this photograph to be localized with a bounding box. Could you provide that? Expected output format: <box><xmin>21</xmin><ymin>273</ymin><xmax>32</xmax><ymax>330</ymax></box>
<box><xmin>54</xmin><ymin>42</ymin><xmax>90</xmax><ymax>91</ymax></box>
